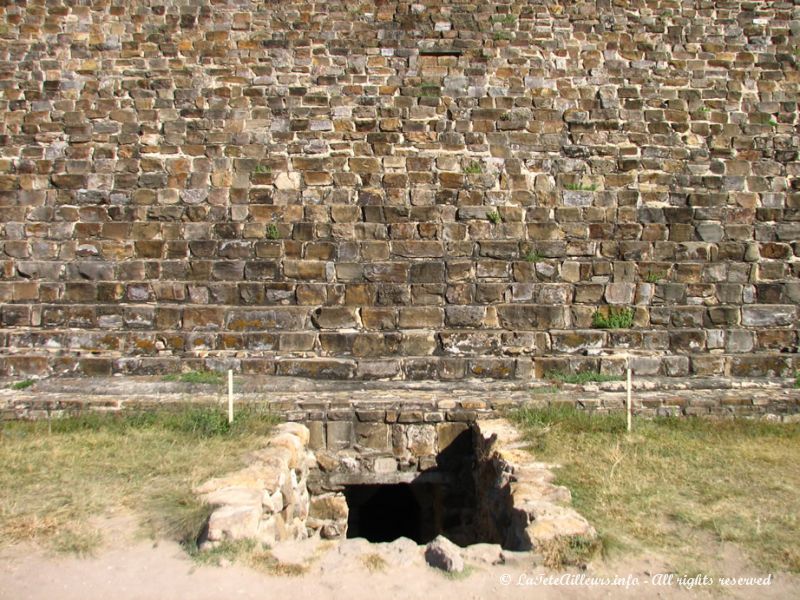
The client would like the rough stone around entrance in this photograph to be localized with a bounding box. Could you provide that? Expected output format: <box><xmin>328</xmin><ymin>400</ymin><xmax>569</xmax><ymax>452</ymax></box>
<box><xmin>196</xmin><ymin>410</ymin><xmax>595</xmax><ymax>555</ymax></box>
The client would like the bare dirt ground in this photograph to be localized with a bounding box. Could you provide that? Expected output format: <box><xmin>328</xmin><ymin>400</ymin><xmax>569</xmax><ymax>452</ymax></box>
<box><xmin>0</xmin><ymin>514</ymin><xmax>795</xmax><ymax>600</ymax></box>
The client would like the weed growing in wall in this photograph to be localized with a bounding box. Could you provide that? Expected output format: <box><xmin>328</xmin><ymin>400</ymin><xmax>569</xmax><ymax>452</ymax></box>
<box><xmin>486</xmin><ymin>210</ymin><xmax>502</xmax><ymax>224</ymax></box>
<box><xmin>266</xmin><ymin>223</ymin><xmax>280</xmax><ymax>240</ymax></box>
<box><xmin>592</xmin><ymin>307</ymin><xmax>635</xmax><ymax>329</ymax></box>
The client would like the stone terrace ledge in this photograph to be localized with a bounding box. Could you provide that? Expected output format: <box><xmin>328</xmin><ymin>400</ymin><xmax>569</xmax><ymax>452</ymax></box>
<box><xmin>1</xmin><ymin>376</ymin><xmax>798</xmax><ymax>423</ymax></box>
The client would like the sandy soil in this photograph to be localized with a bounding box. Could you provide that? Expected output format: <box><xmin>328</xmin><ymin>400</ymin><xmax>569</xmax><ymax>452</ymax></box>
<box><xmin>0</xmin><ymin>516</ymin><xmax>795</xmax><ymax>600</ymax></box>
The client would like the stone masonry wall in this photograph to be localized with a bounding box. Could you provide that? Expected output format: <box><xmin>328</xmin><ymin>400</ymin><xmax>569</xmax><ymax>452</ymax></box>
<box><xmin>0</xmin><ymin>0</ymin><xmax>798</xmax><ymax>380</ymax></box>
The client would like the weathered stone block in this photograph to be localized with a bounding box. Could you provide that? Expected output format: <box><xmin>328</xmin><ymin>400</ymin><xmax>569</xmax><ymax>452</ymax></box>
<box><xmin>276</xmin><ymin>359</ymin><xmax>355</xmax><ymax>379</ymax></box>
<box><xmin>742</xmin><ymin>306</ymin><xmax>796</xmax><ymax>327</ymax></box>
<box><xmin>354</xmin><ymin>422</ymin><xmax>390</xmax><ymax>451</ymax></box>
<box><xmin>309</xmin><ymin>494</ymin><xmax>348</xmax><ymax>520</ymax></box>
<box><xmin>312</xmin><ymin>307</ymin><xmax>359</xmax><ymax>329</ymax></box>
<box><xmin>496</xmin><ymin>305</ymin><xmax>566</xmax><ymax>329</ymax></box>
<box><xmin>325</xmin><ymin>420</ymin><xmax>353</xmax><ymax>450</ymax></box>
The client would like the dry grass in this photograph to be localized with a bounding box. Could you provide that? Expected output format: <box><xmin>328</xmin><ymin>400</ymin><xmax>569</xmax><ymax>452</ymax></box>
<box><xmin>538</xmin><ymin>535</ymin><xmax>602</xmax><ymax>570</ymax></box>
<box><xmin>510</xmin><ymin>406</ymin><xmax>800</xmax><ymax>574</ymax></box>
<box><xmin>0</xmin><ymin>406</ymin><xmax>279</xmax><ymax>556</ymax></box>
<box><xmin>362</xmin><ymin>552</ymin><xmax>388</xmax><ymax>572</ymax></box>
<box><xmin>194</xmin><ymin>539</ymin><xmax>309</xmax><ymax>576</ymax></box>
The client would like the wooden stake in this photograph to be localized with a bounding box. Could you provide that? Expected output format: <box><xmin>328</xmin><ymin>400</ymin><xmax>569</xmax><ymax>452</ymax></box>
<box><xmin>626</xmin><ymin>368</ymin><xmax>632</xmax><ymax>433</ymax></box>
<box><xmin>227</xmin><ymin>370</ymin><xmax>234</xmax><ymax>424</ymax></box>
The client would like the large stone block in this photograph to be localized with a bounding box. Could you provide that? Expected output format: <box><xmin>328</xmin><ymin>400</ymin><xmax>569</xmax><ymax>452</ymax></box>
<box><xmin>741</xmin><ymin>305</ymin><xmax>796</xmax><ymax>327</ymax></box>
<box><xmin>354</xmin><ymin>422</ymin><xmax>390</xmax><ymax>451</ymax></box>
<box><xmin>496</xmin><ymin>305</ymin><xmax>566</xmax><ymax>329</ymax></box>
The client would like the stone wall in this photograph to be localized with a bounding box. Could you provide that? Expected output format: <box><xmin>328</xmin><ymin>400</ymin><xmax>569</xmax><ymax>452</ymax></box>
<box><xmin>474</xmin><ymin>419</ymin><xmax>595</xmax><ymax>550</ymax></box>
<box><xmin>0</xmin><ymin>0</ymin><xmax>798</xmax><ymax>380</ymax></box>
<box><xmin>198</xmin><ymin>421</ymin><xmax>314</xmax><ymax>546</ymax></box>
<box><xmin>195</xmin><ymin>412</ymin><xmax>596</xmax><ymax>550</ymax></box>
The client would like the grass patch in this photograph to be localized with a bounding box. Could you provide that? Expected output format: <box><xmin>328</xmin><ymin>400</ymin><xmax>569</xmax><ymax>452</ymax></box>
<box><xmin>10</xmin><ymin>379</ymin><xmax>35</xmax><ymax>390</ymax></box>
<box><xmin>486</xmin><ymin>210</ymin><xmax>502</xmax><ymax>224</ymax></box>
<box><xmin>362</xmin><ymin>552</ymin><xmax>388</xmax><ymax>572</ymax></box>
<box><xmin>643</xmin><ymin>271</ymin><xmax>667</xmax><ymax>283</ymax></box>
<box><xmin>524</xmin><ymin>249</ymin><xmax>544</xmax><ymax>263</ymax></box>
<box><xmin>191</xmin><ymin>538</ymin><xmax>309</xmax><ymax>575</ymax></box>
<box><xmin>491</xmin><ymin>14</ymin><xmax>517</xmax><ymax>25</ymax></box>
<box><xmin>463</xmin><ymin>161</ymin><xmax>482</xmax><ymax>174</ymax></box>
<box><xmin>564</xmin><ymin>182</ymin><xmax>598</xmax><ymax>191</ymax></box>
<box><xmin>438</xmin><ymin>564</ymin><xmax>475</xmax><ymax>580</ymax></box>
<box><xmin>509</xmin><ymin>406</ymin><xmax>800</xmax><ymax>573</ymax></box>
<box><xmin>544</xmin><ymin>370</ymin><xmax>623</xmax><ymax>385</ymax></box>
<box><xmin>531</xmin><ymin>385</ymin><xmax>559</xmax><ymax>395</ymax></box>
<box><xmin>252</xmin><ymin>164</ymin><xmax>271</xmax><ymax>174</ymax></box>
<box><xmin>795</xmin><ymin>372</ymin><xmax>800</xmax><ymax>389</ymax></box>
<box><xmin>493</xmin><ymin>31</ymin><xmax>511</xmax><ymax>41</ymax></box>
<box><xmin>266</xmin><ymin>223</ymin><xmax>280</xmax><ymax>240</ymax></box>
<box><xmin>539</xmin><ymin>535</ymin><xmax>602</xmax><ymax>570</ymax></box>
<box><xmin>420</xmin><ymin>83</ymin><xmax>441</xmax><ymax>97</ymax></box>
<box><xmin>0</xmin><ymin>406</ymin><xmax>279</xmax><ymax>555</ymax></box>
<box><xmin>162</xmin><ymin>370</ymin><xmax>224</xmax><ymax>385</ymax></box>
<box><xmin>592</xmin><ymin>306</ymin><xmax>635</xmax><ymax>329</ymax></box>
<box><xmin>52</xmin><ymin>527</ymin><xmax>103</xmax><ymax>557</ymax></box>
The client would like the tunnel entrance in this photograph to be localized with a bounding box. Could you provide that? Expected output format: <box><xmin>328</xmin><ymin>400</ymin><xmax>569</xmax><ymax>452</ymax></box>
<box><xmin>343</xmin><ymin>428</ymin><xmax>487</xmax><ymax>546</ymax></box>
<box><xmin>344</xmin><ymin>483</ymin><xmax>423</xmax><ymax>543</ymax></box>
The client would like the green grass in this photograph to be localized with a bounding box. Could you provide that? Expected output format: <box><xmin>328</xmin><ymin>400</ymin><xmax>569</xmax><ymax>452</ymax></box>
<box><xmin>0</xmin><ymin>406</ymin><xmax>279</xmax><ymax>556</ymax></box>
<box><xmin>564</xmin><ymin>182</ymin><xmax>598</xmax><ymax>192</ymax></box>
<box><xmin>437</xmin><ymin>564</ymin><xmax>475</xmax><ymax>580</ymax></box>
<box><xmin>486</xmin><ymin>210</ymin><xmax>502</xmax><ymax>224</ymax></box>
<box><xmin>592</xmin><ymin>306</ymin><xmax>635</xmax><ymax>329</ymax></box>
<box><xmin>163</xmin><ymin>370</ymin><xmax>224</xmax><ymax>385</ymax></box>
<box><xmin>463</xmin><ymin>161</ymin><xmax>483</xmax><ymax>174</ymax></box>
<box><xmin>509</xmin><ymin>406</ymin><xmax>800</xmax><ymax>573</ymax></box>
<box><xmin>10</xmin><ymin>379</ymin><xmax>35</xmax><ymax>390</ymax></box>
<box><xmin>643</xmin><ymin>271</ymin><xmax>667</xmax><ymax>283</ymax></box>
<box><xmin>795</xmin><ymin>372</ymin><xmax>800</xmax><ymax>389</ymax></box>
<box><xmin>493</xmin><ymin>31</ymin><xmax>511</xmax><ymax>41</ymax></box>
<box><xmin>544</xmin><ymin>370</ymin><xmax>623</xmax><ymax>385</ymax></box>
<box><xmin>491</xmin><ymin>14</ymin><xmax>517</xmax><ymax>25</ymax></box>
<box><xmin>252</xmin><ymin>164</ymin><xmax>271</xmax><ymax>174</ymax></box>
<box><xmin>52</xmin><ymin>528</ymin><xmax>103</xmax><ymax>558</ymax></box>
<box><xmin>531</xmin><ymin>386</ymin><xmax>559</xmax><ymax>395</ymax></box>
<box><xmin>266</xmin><ymin>223</ymin><xmax>280</xmax><ymax>240</ymax></box>
<box><xmin>524</xmin><ymin>249</ymin><xmax>544</xmax><ymax>263</ymax></box>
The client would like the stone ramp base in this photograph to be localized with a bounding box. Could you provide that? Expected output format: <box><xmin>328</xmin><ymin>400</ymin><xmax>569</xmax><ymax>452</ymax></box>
<box><xmin>1</xmin><ymin>375</ymin><xmax>798</xmax><ymax>422</ymax></box>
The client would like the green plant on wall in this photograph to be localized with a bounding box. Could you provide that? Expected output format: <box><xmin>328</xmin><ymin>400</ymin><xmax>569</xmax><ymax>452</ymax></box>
<box><xmin>253</xmin><ymin>164</ymin><xmax>271</xmax><ymax>174</ymax></box>
<box><xmin>644</xmin><ymin>271</ymin><xmax>667</xmax><ymax>283</ymax></box>
<box><xmin>10</xmin><ymin>379</ymin><xmax>35</xmax><ymax>390</ymax></box>
<box><xmin>524</xmin><ymin>249</ymin><xmax>544</xmax><ymax>263</ymax></box>
<box><xmin>564</xmin><ymin>182</ymin><xmax>597</xmax><ymax>192</ymax></box>
<box><xmin>266</xmin><ymin>223</ymin><xmax>280</xmax><ymax>240</ymax></box>
<box><xmin>420</xmin><ymin>83</ymin><xmax>440</xmax><ymax>97</ymax></box>
<box><xmin>491</xmin><ymin>14</ymin><xmax>517</xmax><ymax>25</ymax></box>
<box><xmin>592</xmin><ymin>307</ymin><xmax>635</xmax><ymax>329</ymax></box>
<box><xmin>463</xmin><ymin>161</ymin><xmax>483</xmax><ymax>174</ymax></box>
<box><xmin>486</xmin><ymin>210</ymin><xmax>502</xmax><ymax>224</ymax></box>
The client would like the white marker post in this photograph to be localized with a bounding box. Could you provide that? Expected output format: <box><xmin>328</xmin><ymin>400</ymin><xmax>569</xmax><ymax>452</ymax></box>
<box><xmin>626</xmin><ymin>367</ymin><xmax>632</xmax><ymax>433</ymax></box>
<box><xmin>227</xmin><ymin>369</ymin><xmax>234</xmax><ymax>424</ymax></box>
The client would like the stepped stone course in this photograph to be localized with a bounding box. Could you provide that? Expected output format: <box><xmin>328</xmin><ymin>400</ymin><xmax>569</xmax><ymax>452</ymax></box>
<box><xmin>0</xmin><ymin>0</ymin><xmax>798</xmax><ymax>380</ymax></box>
